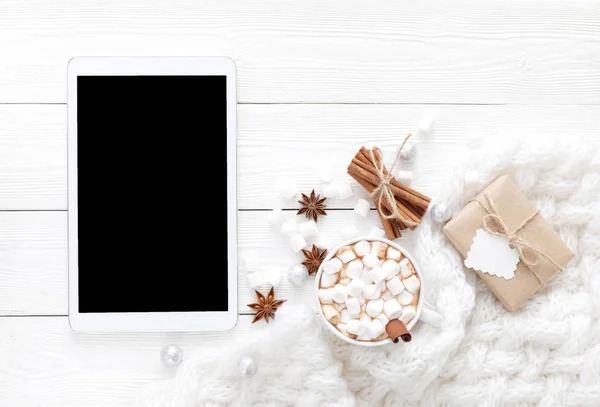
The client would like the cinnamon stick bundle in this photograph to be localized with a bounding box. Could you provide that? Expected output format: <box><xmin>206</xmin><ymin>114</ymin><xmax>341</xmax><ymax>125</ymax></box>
<box><xmin>347</xmin><ymin>144</ymin><xmax>430</xmax><ymax>240</ymax></box>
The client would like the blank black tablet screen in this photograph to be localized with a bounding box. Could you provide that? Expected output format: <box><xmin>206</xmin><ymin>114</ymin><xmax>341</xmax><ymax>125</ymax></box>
<box><xmin>76</xmin><ymin>76</ymin><xmax>228</xmax><ymax>313</ymax></box>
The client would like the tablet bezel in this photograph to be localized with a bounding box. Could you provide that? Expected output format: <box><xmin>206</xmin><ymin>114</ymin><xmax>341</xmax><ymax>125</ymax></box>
<box><xmin>67</xmin><ymin>57</ymin><xmax>237</xmax><ymax>332</ymax></box>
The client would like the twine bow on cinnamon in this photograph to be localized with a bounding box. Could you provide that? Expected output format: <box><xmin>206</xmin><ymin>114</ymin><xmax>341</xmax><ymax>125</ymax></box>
<box><xmin>472</xmin><ymin>194</ymin><xmax>564</xmax><ymax>286</ymax></box>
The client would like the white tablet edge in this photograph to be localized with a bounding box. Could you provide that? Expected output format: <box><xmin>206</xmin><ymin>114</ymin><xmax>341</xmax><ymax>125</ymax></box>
<box><xmin>67</xmin><ymin>57</ymin><xmax>238</xmax><ymax>332</ymax></box>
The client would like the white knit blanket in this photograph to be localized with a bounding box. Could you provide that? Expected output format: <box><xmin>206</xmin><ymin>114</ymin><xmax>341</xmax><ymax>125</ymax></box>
<box><xmin>139</xmin><ymin>139</ymin><xmax>600</xmax><ymax>407</ymax></box>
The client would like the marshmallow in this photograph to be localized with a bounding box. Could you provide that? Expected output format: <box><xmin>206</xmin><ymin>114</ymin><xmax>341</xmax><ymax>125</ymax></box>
<box><xmin>399</xmin><ymin>258</ymin><xmax>414</xmax><ymax>278</ymax></box>
<box><xmin>323</xmin><ymin>258</ymin><xmax>343</xmax><ymax>274</ymax></box>
<box><xmin>371</xmin><ymin>242</ymin><xmax>387</xmax><ymax>258</ymax></box>
<box><xmin>353</xmin><ymin>199</ymin><xmax>371</xmax><ymax>217</ymax></box>
<box><xmin>386</xmin><ymin>276</ymin><xmax>405</xmax><ymax>295</ymax></box>
<box><xmin>280</xmin><ymin>220</ymin><xmax>298</xmax><ymax>237</ymax></box>
<box><xmin>320</xmin><ymin>272</ymin><xmax>338</xmax><ymax>288</ymax></box>
<box><xmin>353</xmin><ymin>240</ymin><xmax>371</xmax><ymax>257</ymax></box>
<box><xmin>394</xmin><ymin>170</ymin><xmax>413</xmax><ymax>186</ymax></box>
<box><xmin>367</xmin><ymin>266</ymin><xmax>387</xmax><ymax>284</ymax></box>
<box><xmin>289</xmin><ymin>234</ymin><xmax>307</xmax><ymax>252</ymax></box>
<box><xmin>383</xmin><ymin>299</ymin><xmax>403</xmax><ymax>319</ymax></box>
<box><xmin>356</xmin><ymin>331</ymin><xmax>372</xmax><ymax>341</ymax></box>
<box><xmin>338</xmin><ymin>250</ymin><xmax>356</xmax><ymax>264</ymax></box>
<box><xmin>339</xmin><ymin>277</ymin><xmax>351</xmax><ymax>285</ymax></box>
<box><xmin>333</xmin><ymin>301</ymin><xmax>346</xmax><ymax>311</ymax></box>
<box><xmin>400</xmin><ymin>305</ymin><xmax>417</xmax><ymax>324</ymax></box>
<box><xmin>359</xmin><ymin>312</ymin><xmax>371</xmax><ymax>324</ymax></box>
<box><xmin>363</xmin><ymin>283</ymin><xmax>381</xmax><ymax>300</ymax></box>
<box><xmin>346</xmin><ymin>297</ymin><xmax>361</xmax><ymax>316</ymax></box>
<box><xmin>322</xmin><ymin>304</ymin><xmax>340</xmax><ymax>324</ymax></box>
<box><xmin>357</xmin><ymin>294</ymin><xmax>366</xmax><ymax>305</ymax></box>
<box><xmin>377</xmin><ymin>313</ymin><xmax>390</xmax><ymax>326</ymax></box>
<box><xmin>397</xmin><ymin>290</ymin><xmax>414</xmax><ymax>306</ymax></box>
<box><xmin>387</xmin><ymin>248</ymin><xmax>401</xmax><ymax>261</ymax></box>
<box><xmin>265</xmin><ymin>271</ymin><xmax>282</xmax><ymax>288</ymax></box>
<box><xmin>362</xmin><ymin>253</ymin><xmax>379</xmax><ymax>269</ymax></box>
<box><xmin>366</xmin><ymin>319</ymin><xmax>385</xmax><ymax>339</ymax></box>
<box><xmin>336</xmin><ymin>323</ymin><xmax>348</xmax><ymax>336</ymax></box>
<box><xmin>299</xmin><ymin>220</ymin><xmax>319</xmax><ymax>238</ymax></box>
<box><xmin>368</xmin><ymin>226</ymin><xmax>386</xmax><ymax>239</ymax></box>
<box><xmin>366</xmin><ymin>298</ymin><xmax>384</xmax><ymax>317</ymax></box>
<box><xmin>377</xmin><ymin>280</ymin><xmax>387</xmax><ymax>292</ymax></box>
<box><xmin>314</xmin><ymin>237</ymin><xmax>334</xmax><ymax>252</ymax></box>
<box><xmin>267</xmin><ymin>208</ymin><xmax>284</xmax><ymax>226</ymax></box>
<box><xmin>337</xmin><ymin>182</ymin><xmax>354</xmax><ymax>199</ymax></box>
<box><xmin>346</xmin><ymin>260</ymin><xmax>363</xmax><ymax>279</ymax></box>
<box><xmin>464</xmin><ymin>169</ymin><xmax>481</xmax><ymax>187</ymax></box>
<box><xmin>340</xmin><ymin>309</ymin><xmax>351</xmax><ymax>324</ymax></box>
<box><xmin>321</xmin><ymin>183</ymin><xmax>339</xmax><ymax>198</ymax></box>
<box><xmin>318</xmin><ymin>288</ymin><xmax>333</xmax><ymax>304</ymax></box>
<box><xmin>346</xmin><ymin>319</ymin><xmax>367</xmax><ymax>335</ymax></box>
<box><xmin>360</xmin><ymin>272</ymin><xmax>372</xmax><ymax>285</ymax></box>
<box><xmin>246</xmin><ymin>271</ymin><xmax>264</xmax><ymax>289</ymax></box>
<box><xmin>347</xmin><ymin>279</ymin><xmax>365</xmax><ymax>297</ymax></box>
<box><xmin>382</xmin><ymin>260</ymin><xmax>400</xmax><ymax>280</ymax></box>
<box><xmin>332</xmin><ymin>284</ymin><xmax>349</xmax><ymax>303</ymax></box>
<box><xmin>403</xmin><ymin>275</ymin><xmax>421</xmax><ymax>294</ymax></box>
<box><xmin>381</xmin><ymin>289</ymin><xmax>394</xmax><ymax>300</ymax></box>
<box><xmin>341</xmin><ymin>224</ymin><xmax>360</xmax><ymax>240</ymax></box>
<box><xmin>320</xmin><ymin>167</ymin><xmax>335</xmax><ymax>183</ymax></box>
<box><xmin>277</xmin><ymin>177</ymin><xmax>298</xmax><ymax>199</ymax></box>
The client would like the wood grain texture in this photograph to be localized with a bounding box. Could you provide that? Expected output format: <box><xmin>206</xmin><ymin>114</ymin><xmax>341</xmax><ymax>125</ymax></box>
<box><xmin>0</xmin><ymin>316</ymin><xmax>255</xmax><ymax>406</ymax></box>
<box><xmin>2</xmin><ymin>104</ymin><xmax>600</xmax><ymax>210</ymax></box>
<box><xmin>0</xmin><ymin>0</ymin><xmax>599</xmax><ymax>104</ymax></box>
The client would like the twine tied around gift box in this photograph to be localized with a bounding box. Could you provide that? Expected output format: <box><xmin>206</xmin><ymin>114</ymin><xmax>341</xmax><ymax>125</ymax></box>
<box><xmin>368</xmin><ymin>135</ymin><xmax>418</xmax><ymax>228</ymax></box>
<box><xmin>470</xmin><ymin>194</ymin><xmax>564</xmax><ymax>287</ymax></box>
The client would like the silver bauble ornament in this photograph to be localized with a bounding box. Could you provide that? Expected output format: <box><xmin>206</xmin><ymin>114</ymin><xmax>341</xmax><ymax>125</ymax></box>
<box><xmin>236</xmin><ymin>355</ymin><xmax>258</xmax><ymax>377</ymax></box>
<box><xmin>431</xmin><ymin>203</ymin><xmax>452</xmax><ymax>223</ymax></box>
<box><xmin>399</xmin><ymin>140</ymin><xmax>418</xmax><ymax>162</ymax></box>
<box><xmin>287</xmin><ymin>264</ymin><xmax>308</xmax><ymax>286</ymax></box>
<box><xmin>161</xmin><ymin>344</ymin><xmax>184</xmax><ymax>366</ymax></box>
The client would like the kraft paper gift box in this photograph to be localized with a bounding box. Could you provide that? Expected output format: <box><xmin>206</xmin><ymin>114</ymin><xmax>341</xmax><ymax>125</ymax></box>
<box><xmin>443</xmin><ymin>175</ymin><xmax>575</xmax><ymax>312</ymax></box>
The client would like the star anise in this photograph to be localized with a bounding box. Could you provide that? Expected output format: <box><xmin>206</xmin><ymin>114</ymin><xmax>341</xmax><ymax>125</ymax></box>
<box><xmin>302</xmin><ymin>244</ymin><xmax>328</xmax><ymax>275</ymax></box>
<box><xmin>247</xmin><ymin>287</ymin><xmax>286</xmax><ymax>324</ymax></box>
<box><xmin>297</xmin><ymin>189</ymin><xmax>327</xmax><ymax>222</ymax></box>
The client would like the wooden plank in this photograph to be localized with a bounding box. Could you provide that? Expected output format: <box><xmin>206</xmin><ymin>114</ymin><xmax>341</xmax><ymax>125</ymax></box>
<box><xmin>0</xmin><ymin>210</ymin><xmax>413</xmax><ymax>316</ymax></box>
<box><xmin>0</xmin><ymin>316</ymin><xmax>254</xmax><ymax>406</ymax></box>
<box><xmin>0</xmin><ymin>0</ymin><xmax>599</xmax><ymax>104</ymax></box>
<box><xmin>1</xmin><ymin>104</ymin><xmax>600</xmax><ymax>211</ymax></box>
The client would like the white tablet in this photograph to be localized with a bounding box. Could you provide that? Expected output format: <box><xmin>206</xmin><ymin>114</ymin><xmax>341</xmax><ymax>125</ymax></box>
<box><xmin>67</xmin><ymin>57</ymin><xmax>237</xmax><ymax>332</ymax></box>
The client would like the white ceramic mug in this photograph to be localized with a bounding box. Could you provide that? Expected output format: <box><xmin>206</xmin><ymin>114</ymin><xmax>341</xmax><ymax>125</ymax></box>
<box><xmin>314</xmin><ymin>236</ymin><xmax>442</xmax><ymax>347</ymax></box>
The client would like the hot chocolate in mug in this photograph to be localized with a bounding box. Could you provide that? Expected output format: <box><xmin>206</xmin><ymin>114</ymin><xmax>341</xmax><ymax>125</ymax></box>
<box><xmin>315</xmin><ymin>237</ymin><xmax>442</xmax><ymax>347</ymax></box>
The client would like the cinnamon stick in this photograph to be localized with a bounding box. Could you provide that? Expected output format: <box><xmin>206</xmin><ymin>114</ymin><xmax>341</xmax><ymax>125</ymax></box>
<box><xmin>386</xmin><ymin>319</ymin><xmax>412</xmax><ymax>343</ymax></box>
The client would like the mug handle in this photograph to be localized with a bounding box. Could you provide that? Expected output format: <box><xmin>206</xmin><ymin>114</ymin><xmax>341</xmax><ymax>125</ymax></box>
<box><xmin>419</xmin><ymin>308</ymin><xmax>443</xmax><ymax>327</ymax></box>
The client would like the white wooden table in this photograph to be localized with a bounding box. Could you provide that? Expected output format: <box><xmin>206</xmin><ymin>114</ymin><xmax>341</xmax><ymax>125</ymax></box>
<box><xmin>0</xmin><ymin>1</ymin><xmax>599</xmax><ymax>405</ymax></box>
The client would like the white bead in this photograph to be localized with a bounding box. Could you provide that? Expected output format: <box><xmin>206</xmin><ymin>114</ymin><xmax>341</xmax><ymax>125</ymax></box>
<box><xmin>431</xmin><ymin>202</ymin><xmax>452</xmax><ymax>223</ymax></box>
<box><xmin>363</xmin><ymin>283</ymin><xmax>381</xmax><ymax>300</ymax></box>
<box><xmin>353</xmin><ymin>240</ymin><xmax>371</xmax><ymax>257</ymax></box>
<box><xmin>366</xmin><ymin>298</ymin><xmax>384</xmax><ymax>317</ymax></box>
<box><xmin>246</xmin><ymin>271</ymin><xmax>264</xmax><ymax>289</ymax></box>
<box><xmin>318</xmin><ymin>288</ymin><xmax>334</xmax><ymax>304</ymax></box>
<box><xmin>322</xmin><ymin>183</ymin><xmax>339</xmax><ymax>198</ymax></box>
<box><xmin>464</xmin><ymin>169</ymin><xmax>481</xmax><ymax>187</ymax></box>
<box><xmin>287</xmin><ymin>265</ymin><xmax>308</xmax><ymax>286</ymax></box>
<box><xmin>353</xmin><ymin>199</ymin><xmax>371</xmax><ymax>217</ymax></box>
<box><xmin>339</xmin><ymin>250</ymin><xmax>356</xmax><ymax>264</ymax></box>
<box><xmin>387</xmin><ymin>276</ymin><xmax>405</xmax><ymax>295</ymax></box>
<box><xmin>347</xmin><ymin>279</ymin><xmax>365</xmax><ymax>297</ymax></box>
<box><xmin>403</xmin><ymin>275</ymin><xmax>421</xmax><ymax>294</ymax></box>
<box><xmin>346</xmin><ymin>319</ymin><xmax>367</xmax><ymax>335</ymax></box>
<box><xmin>362</xmin><ymin>253</ymin><xmax>379</xmax><ymax>269</ymax></box>
<box><xmin>161</xmin><ymin>344</ymin><xmax>184</xmax><ymax>366</ymax></box>
<box><xmin>323</xmin><ymin>258</ymin><xmax>343</xmax><ymax>274</ymax></box>
<box><xmin>341</xmin><ymin>224</ymin><xmax>359</xmax><ymax>239</ymax></box>
<box><xmin>346</xmin><ymin>297</ymin><xmax>361</xmax><ymax>316</ymax></box>
<box><xmin>397</xmin><ymin>290</ymin><xmax>414</xmax><ymax>306</ymax></box>
<box><xmin>367</xmin><ymin>266</ymin><xmax>387</xmax><ymax>284</ymax></box>
<box><xmin>267</xmin><ymin>208</ymin><xmax>284</xmax><ymax>226</ymax></box>
<box><xmin>400</xmin><ymin>305</ymin><xmax>417</xmax><ymax>324</ymax></box>
<box><xmin>235</xmin><ymin>355</ymin><xmax>258</xmax><ymax>377</ymax></box>
<box><xmin>299</xmin><ymin>220</ymin><xmax>319</xmax><ymax>238</ymax></box>
<box><xmin>337</xmin><ymin>182</ymin><xmax>354</xmax><ymax>200</ymax></box>
<box><xmin>383</xmin><ymin>299</ymin><xmax>403</xmax><ymax>319</ymax></box>
<box><xmin>368</xmin><ymin>226</ymin><xmax>386</xmax><ymax>239</ymax></box>
<box><xmin>314</xmin><ymin>237</ymin><xmax>334</xmax><ymax>252</ymax></box>
<box><xmin>399</xmin><ymin>140</ymin><xmax>418</xmax><ymax>162</ymax></box>
<box><xmin>394</xmin><ymin>170</ymin><xmax>413</xmax><ymax>186</ymax></box>
<box><xmin>332</xmin><ymin>284</ymin><xmax>349</xmax><ymax>303</ymax></box>
<box><xmin>265</xmin><ymin>270</ymin><xmax>282</xmax><ymax>288</ymax></box>
<box><xmin>280</xmin><ymin>220</ymin><xmax>298</xmax><ymax>237</ymax></box>
<box><xmin>366</xmin><ymin>319</ymin><xmax>385</xmax><ymax>339</ymax></box>
<box><xmin>320</xmin><ymin>272</ymin><xmax>338</xmax><ymax>288</ymax></box>
<box><xmin>346</xmin><ymin>260</ymin><xmax>363</xmax><ymax>279</ymax></box>
<box><xmin>289</xmin><ymin>233</ymin><xmax>307</xmax><ymax>253</ymax></box>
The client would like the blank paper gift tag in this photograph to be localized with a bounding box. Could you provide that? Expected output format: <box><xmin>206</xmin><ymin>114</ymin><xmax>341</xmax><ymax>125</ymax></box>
<box><xmin>464</xmin><ymin>229</ymin><xmax>520</xmax><ymax>280</ymax></box>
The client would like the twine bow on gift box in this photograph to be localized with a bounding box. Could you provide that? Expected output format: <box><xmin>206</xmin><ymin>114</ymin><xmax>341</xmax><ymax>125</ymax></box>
<box><xmin>472</xmin><ymin>194</ymin><xmax>565</xmax><ymax>286</ymax></box>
